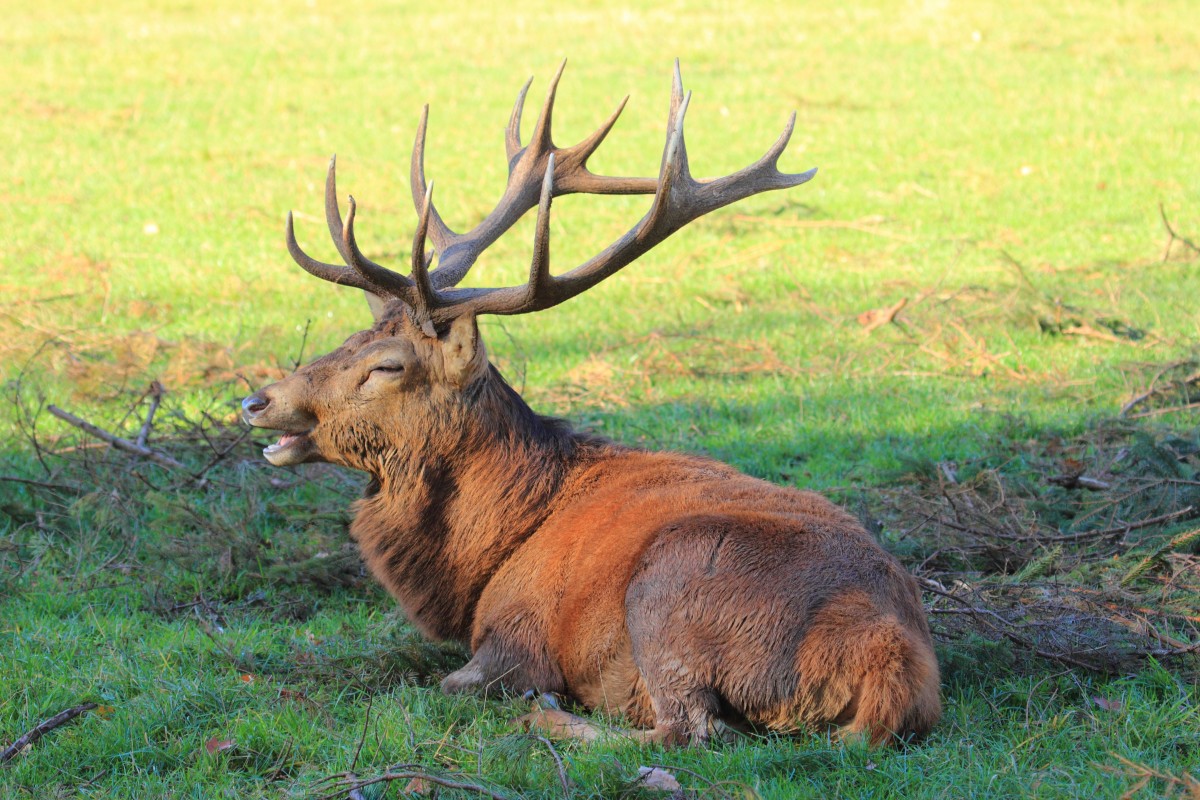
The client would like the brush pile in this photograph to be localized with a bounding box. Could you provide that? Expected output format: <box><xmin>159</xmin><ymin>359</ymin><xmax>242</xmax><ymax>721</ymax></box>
<box><xmin>880</xmin><ymin>411</ymin><xmax>1200</xmax><ymax>673</ymax></box>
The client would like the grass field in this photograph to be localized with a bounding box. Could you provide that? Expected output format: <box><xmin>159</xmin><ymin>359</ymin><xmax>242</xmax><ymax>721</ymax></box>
<box><xmin>2</xmin><ymin>1</ymin><xmax>1200</xmax><ymax>797</ymax></box>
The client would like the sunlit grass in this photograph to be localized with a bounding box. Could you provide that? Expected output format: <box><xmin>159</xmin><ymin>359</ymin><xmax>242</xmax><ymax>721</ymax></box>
<box><xmin>2</xmin><ymin>0</ymin><xmax>1199</xmax><ymax>797</ymax></box>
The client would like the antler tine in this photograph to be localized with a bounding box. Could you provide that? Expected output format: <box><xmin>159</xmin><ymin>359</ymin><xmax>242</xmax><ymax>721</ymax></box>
<box><xmin>670</xmin><ymin>58</ymin><xmax>684</xmax><ymax>118</ymax></box>
<box><xmin>551</xmin><ymin>94</ymin><xmax>659</xmax><ymax>196</ymax></box>
<box><xmin>661</xmin><ymin>59</ymin><xmax>688</xmax><ymax>172</ymax></box>
<box><xmin>565</xmin><ymin>94</ymin><xmax>628</xmax><ymax>166</ymax></box>
<box><xmin>638</xmin><ymin>90</ymin><xmax>693</xmax><ymax>238</ymax></box>
<box><xmin>422</xmin><ymin>64</ymin><xmax>565</xmax><ymax>292</ymax></box>
<box><xmin>409</xmin><ymin>105</ymin><xmax>455</xmax><ymax>253</ymax></box>
<box><xmin>697</xmin><ymin>112</ymin><xmax>817</xmax><ymax>201</ymax></box>
<box><xmin>505</xmin><ymin>76</ymin><xmax>535</xmax><ymax>165</ymax></box>
<box><xmin>343</xmin><ymin>196</ymin><xmax>413</xmax><ymax>295</ymax></box>
<box><xmin>410</xmin><ymin>180</ymin><xmax>439</xmax><ymax>318</ymax></box>
<box><xmin>551</xmin><ymin>67</ymin><xmax>668</xmax><ymax>196</ymax></box>
<box><xmin>528</xmin><ymin>153</ymin><xmax>555</xmax><ymax>297</ymax></box>
<box><xmin>324</xmin><ymin>156</ymin><xmax>352</xmax><ymax>262</ymax></box>
<box><xmin>764</xmin><ymin>110</ymin><xmax>798</xmax><ymax>169</ymax></box>
<box><xmin>527</xmin><ymin>59</ymin><xmax>567</xmax><ymax>158</ymax></box>
<box><xmin>326</xmin><ymin>154</ymin><xmax>410</xmax><ymax>284</ymax></box>
<box><xmin>286</xmin><ymin>211</ymin><xmax>374</xmax><ymax>291</ymax></box>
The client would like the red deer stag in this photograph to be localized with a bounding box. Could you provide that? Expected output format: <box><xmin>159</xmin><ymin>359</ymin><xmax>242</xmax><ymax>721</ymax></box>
<box><xmin>242</xmin><ymin>62</ymin><xmax>940</xmax><ymax>746</ymax></box>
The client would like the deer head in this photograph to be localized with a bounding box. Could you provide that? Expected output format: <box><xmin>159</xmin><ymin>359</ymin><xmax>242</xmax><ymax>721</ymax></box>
<box><xmin>242</xmin><ymin>61</ymin><xmax>815</xmax><ymax>473</ymax></box>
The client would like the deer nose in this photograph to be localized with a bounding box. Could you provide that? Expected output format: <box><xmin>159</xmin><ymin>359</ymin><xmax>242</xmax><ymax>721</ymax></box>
<box><xmin>241</xmin><ymin>393</ymin><xmax>270</xmax><ymax>422</ymax></box>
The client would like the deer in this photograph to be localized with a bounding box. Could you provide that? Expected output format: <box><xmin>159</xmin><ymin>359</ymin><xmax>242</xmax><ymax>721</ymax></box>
<box><xmin>241</xmin><ymin>62</ymin><xmax>941</xmax><ymax>747</ymax></box>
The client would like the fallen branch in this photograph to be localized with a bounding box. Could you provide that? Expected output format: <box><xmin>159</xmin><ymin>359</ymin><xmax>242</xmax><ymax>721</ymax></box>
<box><xmin>1159</xmin><ymin>202</ymin><xmax>1200</xmax><ymax>262</ymax></box>
<box><xmin>1074</xmin><ymin>589</ymin><xmax>1200</xmax><ymax>625</ymax></box>
<box><xmin>534</xmin><ymin>735</ymin><xmax>571</xmax><ymax>800</ymax></box>
<box><xmin>1060</xmin><ymin>324</ymin><xmax>1132</xmax><ymax>345</ymax></box>
<box><xmin>1120</xmin><ymin>359</ymin><xmax>1200</xmax><ymax>417</ymax></box>
<box><xmin>920</xmin><ymin>581</ymin><xmax>1110</xmax><ymax>671</ymax></box>
<box><xmin>1099</xmin><ymin>752</ymin><xmax>1200</xmax><ymax>797</ymax></box>
<box><xmin>921</xmin><ymin>578</ymin><xmax>1200</xmax><ymax>671</ymax></box>
<box><xmin>1047</xmin><ymin>474</ymin><xmax>1112</xmax><ymax>491</ymax></box>
<box><xmin>0</xmin><ymin>475</ymin><xmax>79</xmax><ymax>493</ymax></box>
<box><xmin>47</xmin><ymin>404</ymin><xmax>190</xmax><ymax>474</ymax></box>
<box><xmin>1046</xmin><ymin>507</ymin><xmax>1195</xmax><ymax>543</ymax></box>
<box><xmin>349</xmin><ymin>695</ymin><xmax>372</xmax><ymax>772</ymax></box>
<box><xmin>135</xmin><ymin>381</ymin><xmax>165</xmax><ymax>449</ymax></box>
<box><xmin>314</xmin><ymin>768</ymin><xmax>513</xmax><ymax>800</ymax></box>
<box><xmin>1</xmin><ymin>703</ymin><xmax>97</xmax><ymax>764</ymax></box>
<box><xmin>1129</xmin><ymin>400</ymin><xmax>1200</xmax><ymax>419</ymax></box>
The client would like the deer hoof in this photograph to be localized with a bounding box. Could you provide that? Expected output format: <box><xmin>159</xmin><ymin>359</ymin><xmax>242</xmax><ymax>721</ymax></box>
<box><xmin>521</xmin><ymin>690</ymin><xmax>563</xmax><ymax>710</ymax></box>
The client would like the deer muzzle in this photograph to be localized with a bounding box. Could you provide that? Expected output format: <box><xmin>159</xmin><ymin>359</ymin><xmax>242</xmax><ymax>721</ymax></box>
<box><xmin>241</xmin><ymin>391</ymin><xmax>322</xmax><ymax>467</ymax></box>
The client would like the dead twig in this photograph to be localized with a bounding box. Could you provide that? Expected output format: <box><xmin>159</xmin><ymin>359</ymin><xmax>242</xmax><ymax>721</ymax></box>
<box><xmin>267</xmin><ymin>736</ymin><xmax>294</xmax><ymax>783</ymax></box>
<box><xmin>47</xmin><ymin>404</ymin><xmax>191</xmax><ymax>475</ymax></box>
<box><xmin>1129</xmin><ymin>400</ymin><xmax>1200</xmax><ymax>419</ymax></box>
<box><xmin>1120</xmin><ymin>359</ymin><xmax>1200</xmax><ymax>417</ymax></box>
<box><xmin>291</xmin><ymin>319</ymin><xmax>312</xmax><ymax>372</ymax></box>
<box><xmin>314</xmin><ymin>768</ymin><xmax>513</xmax><ymax>800</ymax></box>
<box><xmin>999</xmin><ymin>250</ymin><xmax>1038</xmax><ymax>292</ymax></box>
<box><xmin>1159</xmin><ymin>202</ymin><xmax>1200</xmax><ymax>262</ymax></box>
<box><xmin>1047</xmin><ymin>507</ymin><xmax>1195</xmax><ymax>543</ymax></box>
<box><xmin>534</xmin><ymin>735</ymin><xmax>571</xmax><ymax>799</ymax></box>
<box><xmin>135</xmin><ymin>381</ymin><xmax>165</xmax><ymax>449</ymax></box>
<box><xmin>0</xmin><ymin>475</ymin><xmax>79</xmax><ymax>493</ymax></box>
<box><xmin>1099</xmin><ymin>752</ymin><xmax>1200</xmax><ymax>799</ymax></box>
<box><xmin>192</xmin><ymin>426</ymin><xmax>255</xmax><ymax>482</ymax></box>
<box><xmin>1</xmin><ymin>703</ymin><xmax>98</xmax><ymax>764</ymax></box>
<box><xmin>350</xmin><ymin>695</ymin><xmax>373</xmax><ymax>772</ymax></box>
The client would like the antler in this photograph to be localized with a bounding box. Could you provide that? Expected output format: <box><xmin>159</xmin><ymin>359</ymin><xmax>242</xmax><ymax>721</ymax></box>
<box><xmin>286</xmin><ymin>60</ymin><xmax>816</xmax><ymax>326</ymax></box>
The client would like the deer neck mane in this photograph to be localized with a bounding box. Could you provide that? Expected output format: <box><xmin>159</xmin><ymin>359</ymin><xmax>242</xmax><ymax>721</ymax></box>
<box><xmin>348</xmin><ymin>365</ymin><xmax>604</xmax><ymax>642</ymax></box>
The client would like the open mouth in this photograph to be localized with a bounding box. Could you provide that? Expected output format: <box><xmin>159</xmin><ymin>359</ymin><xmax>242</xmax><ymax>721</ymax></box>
<box><xmin>262</xmin><ymin>430</ymin><xmax>315</xmax><ymax>466</ymax></box>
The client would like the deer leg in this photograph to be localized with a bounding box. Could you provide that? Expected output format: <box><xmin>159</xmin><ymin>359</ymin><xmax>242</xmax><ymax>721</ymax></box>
<box><xmin>440</xmin><ymin>636</ymin><xmax>563</xmax><ymax>698</ymax></box>
<box><xmin>621</xmin><ymin>527</ymin><xmax>741</xmax><ymax>746</ymax></box>
<box><xmin>629</xmin><ymin>685</ymin><xmax>721</xmax><ymax>746</ymax></box>
<box><xmin>512</xmin><ymin>691</ymin><xmax>741</xmax><ymax>746</ymax></box>
<box><xmin>440</xmin><ymin>658</ymin><xmax>491</xmax><ymax>695</ymax></box>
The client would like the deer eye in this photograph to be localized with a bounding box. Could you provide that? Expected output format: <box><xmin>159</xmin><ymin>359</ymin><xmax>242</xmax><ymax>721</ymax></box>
<box><xmin>358</xmin><ymin>362</ymin><xmax>406</xmax><ymax>387</ymax></box>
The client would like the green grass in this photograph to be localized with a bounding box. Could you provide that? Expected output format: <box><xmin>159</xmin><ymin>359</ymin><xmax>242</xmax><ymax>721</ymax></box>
<box><xmin>3</xmin><ymin>0</ymin><xmax>1200</xmax><ymax>797</ymax></box>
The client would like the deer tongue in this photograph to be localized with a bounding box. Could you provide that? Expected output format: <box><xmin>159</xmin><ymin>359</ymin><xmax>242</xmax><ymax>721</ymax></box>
<box><xmin>262</xmin><ymin>431</ymin><xmax>312</xmax><ymax>465</ymax></box>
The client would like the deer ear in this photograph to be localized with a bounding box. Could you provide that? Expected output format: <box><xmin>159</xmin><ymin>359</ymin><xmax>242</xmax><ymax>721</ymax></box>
<box><xmin>441</xmin><ymin>313</ymin><xmax>484</xmax><ymax>386</ymax></box>
<box><xmin>364</xmin><ymin>291</ymin><xmax>389</xmax><ymax>322</ymax></box>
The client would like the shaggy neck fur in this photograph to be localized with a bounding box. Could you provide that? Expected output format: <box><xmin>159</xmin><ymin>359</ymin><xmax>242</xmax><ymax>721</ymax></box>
<box><xmin>348</xmin><ymin>366</ymin><xmax>610</xmax><ymax>641</ymax></box>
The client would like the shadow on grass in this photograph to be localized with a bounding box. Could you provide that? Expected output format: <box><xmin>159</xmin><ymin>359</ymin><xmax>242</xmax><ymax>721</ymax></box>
<box><xmin>2</xmin><ymin>371</ymin><xmax>1198</xmax><ymax>684</ymax></box>
<box><xmin>1</xmin><ymin>374</ymin><xmax>1198</xmax><ymax>800</ymax></box>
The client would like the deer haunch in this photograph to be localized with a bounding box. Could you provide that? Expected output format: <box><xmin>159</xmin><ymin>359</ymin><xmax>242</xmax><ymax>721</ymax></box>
<box><xmin>432</xmin><ymin>451</ymin><xmax>940</xmax><ymax>746</ymax></box>
<box><xmin>243</xmin><ymin>62</ymin><xmax>940</xmax><ymax>746</ymax></box>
